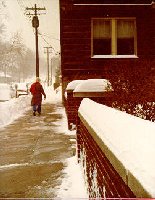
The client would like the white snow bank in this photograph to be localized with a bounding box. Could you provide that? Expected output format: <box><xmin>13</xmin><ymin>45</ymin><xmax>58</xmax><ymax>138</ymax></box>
<box><xmin>0</xmin><ymin>83</ymin><xmax>12</xmax><ymax>101</ymax></box>
<box><xmin>0</xmin><ymin>95</ymin><xmax>31</xmax><ymax>128</ymax></box>
<box><xmin>43</xmin><ymin>85</ymin><xmax>62</xmax><ymax>104</ymax></box>
<box><xmin>56</xmin><ymin>156</ymin><xmax>88</xmax><ymax>198</ymax></box>
<box><xmin>0</xmin><ymin>86</ymin><xmax>62</xmax><ymax>129</ymax></box>
<box><xmin>0</xmin><ymin>86</ymin><xmax>61</xmax><ymax>128</ymax></box>
<box><xmin>74</xmin><ymin>79</ymin><xmax>113</xmax><ymax>93</ymax></box>
<box><xmin>79</xmin><ymin>98</ymin><xmax>155</xmax><ymax>197</ymax></box>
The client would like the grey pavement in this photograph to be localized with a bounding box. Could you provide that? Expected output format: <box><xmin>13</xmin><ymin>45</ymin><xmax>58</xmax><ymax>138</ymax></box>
<box><xmin>0</xmin><ymin>102</ymin><xmax>76</xmax><ymax>198</ymax></box>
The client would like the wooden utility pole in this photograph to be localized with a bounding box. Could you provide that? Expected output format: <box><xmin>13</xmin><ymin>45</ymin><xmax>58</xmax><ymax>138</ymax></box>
<box><xmin>26</xmin><ymin>4</ymin><xmax>46</xmax><ymax>78</ymax></box>
<box><xmin>44</xmin><ymin>47</ymin><xmax>53</xmax><ymax>86</ymax></box>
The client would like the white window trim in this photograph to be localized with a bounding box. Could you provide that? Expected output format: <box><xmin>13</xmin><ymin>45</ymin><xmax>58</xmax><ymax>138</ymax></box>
<box><xmin>91</xmin><ymin>17</ymin><xmax>137</xmax><ymax>58</ymax></box>
<box><xmin>91</xmin><ymin>55</ymin><xmax>138</xmax><ymax>59</ymax></box>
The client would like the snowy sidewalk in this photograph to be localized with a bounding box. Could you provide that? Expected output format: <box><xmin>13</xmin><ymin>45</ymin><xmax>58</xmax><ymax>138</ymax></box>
<box><xmin>0</xmin><ymin>87</ymin><xmax>88</xmax><ymax>198</ymax></box>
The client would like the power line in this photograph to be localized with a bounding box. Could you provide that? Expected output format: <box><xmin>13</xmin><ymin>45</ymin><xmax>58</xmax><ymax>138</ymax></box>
<box><xmin>38</xmin><ymin>32</ymin><xmax>60</xmax><ymax>41</ymax></box>
<box><xmin>17</xmin><ymin>0</ymin><xmax>52</xmax><ymax>50</ymax></box>
<box><xmin>38</xmin><ymin>31</ymin><xmax>55</xmax><ymax>51</ymax></box>
<box><xmin>17</xmin><ymin>0</ymin><xmax>32</xmax><ymax>23</ymax></box>
<box><xmin>16</xmin><ymin>0</ymin><xmax>36</xmax><ymax>43</ymax></box>
<box><xmin>16</xmin><ymin>0</ymin><xmax>59</xmax><ymax>57</ymax></box>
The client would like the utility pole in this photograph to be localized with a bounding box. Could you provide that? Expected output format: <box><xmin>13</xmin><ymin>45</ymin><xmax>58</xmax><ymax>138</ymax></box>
<box><xmin>44</xmin><ymin>47</ymin><xmax>53</xmax><ymax>86</ymax></box>
<box><xmin>26</xmin><ymin>4</ymin><xmax>46</xmax><ymax>78</ymax></box>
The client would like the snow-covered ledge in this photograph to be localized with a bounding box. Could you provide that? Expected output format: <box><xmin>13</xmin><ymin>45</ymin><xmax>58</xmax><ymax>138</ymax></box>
<box><xmin>78</xmin><ymin>98</ymin><xmax>155</xmax><ymax>198</ymax></box>
<box><xmin>65</xmin><ymin>80</ymin><xmax>85</xmax><ymax>99</ymax></box>
<box><xmin>66</xmin><ymin>80</ymin><xmax>85</xmax><ymax>93</ymax></box>
<box><xmin>73</xmin><ymin>79</ymin><xmax>113</xmax><ymax>97</ymax></box>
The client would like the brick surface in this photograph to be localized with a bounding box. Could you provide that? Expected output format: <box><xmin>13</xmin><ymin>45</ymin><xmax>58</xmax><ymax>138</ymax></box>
<box><xmin>77</xmin><ymin>119</ymin><xmax>136</xmax><ymax>198</ymax></box>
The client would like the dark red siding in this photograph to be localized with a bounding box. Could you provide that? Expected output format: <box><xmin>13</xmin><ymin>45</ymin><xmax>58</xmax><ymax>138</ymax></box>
<box><xmin>60</xmin><ymin>0</ymin><xmax>155</xmax><ymax>96</ymax></box>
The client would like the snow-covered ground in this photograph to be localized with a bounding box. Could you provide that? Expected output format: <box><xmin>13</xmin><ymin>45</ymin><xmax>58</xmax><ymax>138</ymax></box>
<box><xmin>1</xmin><ymin>79</ymin><xmax>155</xmax><ymax>197</ymax></box>
<box><xmin>0</xmin><ymin>85</ymin><xmax>88</xmax><ymax>198</ymax></box>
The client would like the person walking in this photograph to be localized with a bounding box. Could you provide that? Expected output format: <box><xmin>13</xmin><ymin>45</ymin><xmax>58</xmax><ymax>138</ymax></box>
<box><xmin>30</xmin><ymin>77</ymin><xmax>46</xmax><ymax>116</ymax></box>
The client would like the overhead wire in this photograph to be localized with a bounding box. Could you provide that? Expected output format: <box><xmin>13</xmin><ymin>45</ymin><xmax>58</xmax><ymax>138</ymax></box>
<box><xmin>38</xmin><ymin>0</ymin><xmax>59</xmax><ymax>51</ymax></box>
<box><xmin>38</xmin><ymin>31</ymin><xmax>60</xmax><ymax>55</ymax></box>
<box><xmin>38</xmin><ymin>31</ymin><xmax>54</xmax><ymax>49</ymax></box>
<box><xmin>16</xmin><ymin>0</ymin><xmax>59</xmax><ymax>54</ymax></box>
<box><xmin>17</xmin><ymin>0</ymin><xmax>32</xmax><ymax>22</ymax></box>
<box><xmin>38</xmin><ymin>32</ymin><xmax>60</xmax><ymax>41</ymax></box>
<box><xmin>41</xmin><ymin>0</ymin><xmax>45</xmax><ymax>8</ymax></box>
<box><xmin>37</xmin><ymin>0</ymin><xmax>40</xmax><ymax>7</ymax></box>
<box><xmin>16</xmin><ymin>0</ymin><xmax>35</xmax><ymax>39</ymax></box>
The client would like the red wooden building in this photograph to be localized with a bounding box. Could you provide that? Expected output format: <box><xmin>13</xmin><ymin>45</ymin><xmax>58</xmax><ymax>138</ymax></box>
<box><xmin>60</xmin><ymin>0</ymin><xmax>155</xmax><ymax>100</ymax></box>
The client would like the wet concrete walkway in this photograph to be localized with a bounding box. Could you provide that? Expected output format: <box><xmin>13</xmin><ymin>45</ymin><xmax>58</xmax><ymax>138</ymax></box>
<box><xmin>0</xmin><ymin>102</ymin><xmax>76</xmax><ymax>198</ymax></box>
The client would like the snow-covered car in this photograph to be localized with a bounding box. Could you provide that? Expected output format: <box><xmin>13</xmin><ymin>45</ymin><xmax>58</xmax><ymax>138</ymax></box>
<box><xmin>0</xmin><ymin>83</ymin><xmax>12</xmax><ymax>101</ymax></box>
<box><xmin>14</xmin><ymin>82</ymin><xmax>29</xmax><ymax>97</ymax></box>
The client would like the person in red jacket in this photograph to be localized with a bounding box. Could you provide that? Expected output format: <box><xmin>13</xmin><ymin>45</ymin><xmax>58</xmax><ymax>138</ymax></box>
<box><xmin>30</xmin><ymin>77</ymin><xmax>46</xmax><ymax>116</ymax></box>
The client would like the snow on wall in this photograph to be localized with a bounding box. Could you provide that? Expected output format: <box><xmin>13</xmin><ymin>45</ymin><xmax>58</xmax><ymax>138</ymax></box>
<box><xmin>78</xmin><ymin>98</ymin><xmax>155</xmax><ymax>197</ymax></box>
<box><xmin>66</xmin><ymin>80</ymin><xmax>85</xmax><ymax>91</ymax></box>
<box><xmin>74</xmin><ymin>79</ymin><xmax>113</xmax><ymax>93</ymax></box>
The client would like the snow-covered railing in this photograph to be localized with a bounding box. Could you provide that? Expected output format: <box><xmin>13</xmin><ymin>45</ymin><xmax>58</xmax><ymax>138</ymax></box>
<box><xmin>73</xmin><ymin>79</ymin><xmax>113</xmax><ymax>97</ymax></box>
<box><xmin>65</xmin><ymin>79</ymin><xmax>113</xmax><ymax>130</ymax></box>
<box><xmin>66</xmin><ymin>80</ymin><xmax>85</xmax><ymax>92</ymax></box>
<box><xmin>65</xmin><ymin>80</ymin><xmax>85</xmax><ymax>129</ymax></box>
<box><xmin>77</xmin><ymin>98</ymin><xmax>155</xmax><ymax>198</ymax></box>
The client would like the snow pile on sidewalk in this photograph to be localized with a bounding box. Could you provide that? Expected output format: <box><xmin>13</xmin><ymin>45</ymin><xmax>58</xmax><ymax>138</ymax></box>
<box><xmin>0</xmin><ymin>95</ymin><xmax>31</xmax><ymax>128</ymax></box>
<box><xmin>56</xmin><ymin>156</ymin><xmax>88</xmax><ymax>198</ymax></box>
<box><xmin>0</xmin><ymin>85</ymin><xmax>60</xmax><ymax>128</ymax></box>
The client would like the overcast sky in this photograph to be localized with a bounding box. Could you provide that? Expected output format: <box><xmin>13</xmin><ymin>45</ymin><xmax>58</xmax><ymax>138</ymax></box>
<box><xmin>5</xmin><ymin>0</ymin><xmax>60</xmax><ymax>57</ymax></box>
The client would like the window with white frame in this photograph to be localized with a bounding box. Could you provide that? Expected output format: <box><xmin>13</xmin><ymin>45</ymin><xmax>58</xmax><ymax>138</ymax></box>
<box><xmin>92</xmin><ymin>18</ymin><xmax>137</xmax><ymax>57</ymax></box>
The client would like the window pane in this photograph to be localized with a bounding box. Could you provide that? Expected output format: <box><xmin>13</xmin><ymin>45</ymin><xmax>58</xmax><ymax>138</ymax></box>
<box><xmin>93</xmin><ymin>20</ymin><xmax>111</xmax><ymax>39</ymax></box>
<box><xmin>117</xmin><ymin>20</ymin><xmax>135</xmax><ymax>55</ymax></box>
<box><xmin>93</xmin><ymin>38</ymin><xmax>111</xmax><ymax>55</ymax></box>
<box><xmin>93</xmin><ymin>19</ymin><xmax>111</xmax><ymax>55</ymax></box>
